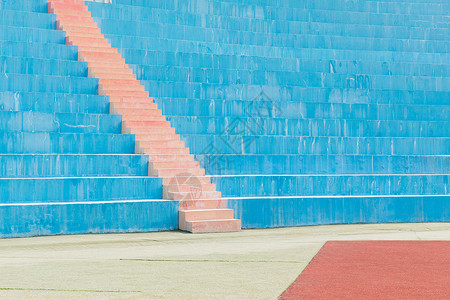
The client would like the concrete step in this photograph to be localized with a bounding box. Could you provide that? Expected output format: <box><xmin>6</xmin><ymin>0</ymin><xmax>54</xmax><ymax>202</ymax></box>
<box><xmin>113</xmin><ymin>108</ymin><xmax>163</xmax><ymax>117</ymax></box>
<box><xmin>109</xmin><ymin>96</ymin><xmax>155</xmax><ymax>105</ymax></box>
<box><xmin>151</xmin><ymin>167</ymin><xmax>205</xmax><ymax>178</ymax></box>
<box><xmin>111</xmin><ymin>102</ymin><xmax>159</xmax><ymax>112</ymax></box>
<box><xmin>180</xmin><ymin>209</ymin><xmax>234</xmax><ymax>222</ymax></box>
<box><xmin>48</xmin><ymin>2</ymin><xmax>89</xmax><ymax>12</ymax></box>
<box><xmin>80</xmin><ymin>47</ymin><xmax>119</xmax><ymax>54</ymax></box>
<box><xmin>137</xmin><ymin>139</ymin><xmax>185</xmax><ymax>149</ymax></box>
<box><xmin>81</xmin><ymin>55</ymin><xmax>126</xmax><ymax>65</ymax></box>
<box><xmin>89</xmin><ymin>67</ymin><xmax>134</xmax><ymax>78</ymax></box>
<box><xmin>178</xmin><ymin>199</ymin><xmax>228</xmax><ymax>210</ymax></box>
<box><xmin>123</xmin><ymin>120</ymin><xmax>171</xmax><ymax>130</ymax></box>
<box><xmin>126</xmin><ymin>126</ymin><xmax>176</xmax><ymax>135</ymax></box>
<box><xmin>49</xmin><ymin>8</ymin><xmax>92</xmax><ymax>17</ymax></box>
<box><xmin>66</xmin><ymin>31</ymin><xmax>103</xmax><ymax>40</ymax></box>
<box><xmin>100</xmin><ymin>84</ymin><xmax>146</xmax><ymax>94</ymax></box>
<box><xmin>55</xmin><ymin>15</ymin><xmax>95</xmax><ymax>24</ymax></box>
<box><xmin>66</xmin><ymin>36</ymin><xmax>109</xmax><ymax>47</ymax></box>
<box><xmin>152</xmin><ymin>160</ymin><xmax>200</xmax><ymax>170</ymax></box>
<box><xmin>105</xmin><ymin>90</ymin><xmax>149</xmax><ymax>98</ymax></box>
<box><xmin>123</xmin><ymin>114</ymin><xmax>166</xmax><ymax>122</ymax></box>
<box><xmin>162</xmin><ymin>175</ymin><xmax>212</xmax><ymax>185</ymax></box>
<box><xmin>138</xmin><ymin>147</ymin><xmax>190</xmax><ymax>155</ymax></box>
<box><xmin>49</xmin><ymin>0</ymin><xmax>86</xmax><ymax>5</ymax></box>
<box><xmin>164</xmin><ymin>182</ymin><xmax>217</xmax><ymax>194</ymax></box>
<box><xmin>181</xmin><ymin>218</ymin><xmax>242</xmax><ymax>233</ymax></box>
<box><xmin>57</xmin><ymin>20</ymin><xmax>98</xmax><ymax>30</ymax></box>
<box><xmin>80</xmin><ymin>51</ymin><xmax>123</xmax><ymax>61</ymax></box>
<box><xmin>99</xmin><ymin>81</ymin><xmax>146</xmax><ymax>91</ymax></box>
<box><xmin>88</xmin><ymin>63</ymin><xmax>131</xmax><ymax>71</ymax></box>
<box><xmin>94</xmin><ymin>73</ymin><xmax>137</xmax><ymax>80</ymax></box>
<box><xmin>169</xmin><ymin>190</ymin><xmax>221</xmax><ymax>201</ymax></box>
<box><xmin>134</xmin><ymin>133</ymin><xmax>180</xmax><ymax>141</ymax></box>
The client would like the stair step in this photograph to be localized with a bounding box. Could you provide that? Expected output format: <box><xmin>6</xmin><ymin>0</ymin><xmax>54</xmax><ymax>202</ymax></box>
<box><xmin>99</xmin><ymin>84</ymin><xmax>146</xmax><ymax>93</ymax></box>
<box><xmin>48</xmin><ymin>2</ymin><xmax>89</xmax><ymax>12</ymax></box>
<box><xmin>163</xmin><ymin>175</ymin><xmax>211</xmax><ymax>185</ymax></box>
<box><xmin>56</xmin><ymin>20</ymin><xmax>98</xmax><ymax>34</ymax></box>
<box><xmin>66</xmin><ymin>31</ymin><xmax>102</xmax><ymax>40</ymax></box>
<box><xmin>99</xmin><ymin>80</ymin><xmax>145</xmax><ymax>90</ymax></box>
<box><xmin>127</xmin><ymin>126</ymin><xmax>176</xmax><ymax>135</ymax></box>
<box><xmin>94</xmin><ymin>73</ymin><xmax>136</xmax><ymax>80</ymax></box>
<box><xmin>148</xmin><ymin>154</ymin><xmax>196</xmax><ymax>162</ymax></box>
<box><xmin>89</xmin><ymin>62</ymin><xmax>132</xmax><ymax>70</ymax></box>
<box><xmin>114</xmin><ymin>108</ymin><xmax>163</xmax><ymax>117</ymax></box>
<box><xmin>179</xmin><ymin>199</ymin><xmax>228</xmax><ymax>210</ymax></box>
<box><xmin>79</xmin><ymin>47</ymin><xmax>118</xmax><ymax>54</ymax></box>
<box><xmin>151</xmin><ymin>167</ymin><xmax>205</xmax><ymax>178</ymax></box>
<box><xmin>82</xmin><ymin>56</ymin><xmax>126</xmax><ymax>65</ymax></box>
<box><xmin>55</xmin><ymin>15</ymin><xmax>94</xmax><ymax>23</ymax></box>
<box><xmin>139</xmin><ymin>147</ymin><xmax>190</xmax><ymax>156</ymax></box>
<box><xmin>49</xmin><ymin>0</ymin><xmax>86</xmax><ymax>5</ymax></box>
<box><xmin>169</xmin><ymin>190</ymin><xmax>221</xmax><ymax>201</ymax></box>
<box><xmin>123</xmin><ymin>120</ymin><xmax>171</xmax><ymax>128</ymax></box>
<box><xmin>182</xmin><ymin>219</ymin><xmax>242</xmax><ymax>233</ymax></box>
<box><xmin>66</xmin><ymin>36</ymin><xmax>109</xmax><ymax>47</ymax></box>
<box><xmin>180</xmin><ymin>209</ymin><xmax>234</xmax><ymax>222</ymax></box>
<box><xmin>80</xmin><ymin>51</ymin><xmax>123</xmax><ymax>61</ymax></box>
<box><xmin>50</xmin><ymin>8</ymin><xmax>92</xmax><ymax>18</ymax></box>
<box><xmin>164</xmin><ymin>182</ymin><xmax>217</xmax><ymax>194</ymax></box>
<box><xmin>109</xmin><ymin>96</ymin><xmax>155</xmax><ymax>104</ymax></box>
<box><xmin>138</xmin><ymin>140</ymin><xmax>185</xmax><ymax>148</ymax></box>
<box><xmin>106</xmin><ymin>91</ymin><xmax>149</xmax><ymax>98</ymax></box>
<box><xmin>134</xmin><ymin>133</ymin><xmax>180</xmax><ymax>141</ymax></box>
<box><xmin>111</xmin><ymin>102</ymin><xmax>158</xmax><ymax>111</ymax></box>
<box><xmin>152</xmin><ymin>160</ymin><xmax>200</xmax><ymax>169</ymax></box>
<box><xmin>88</xmin><ymin>62</ymin><xmax>130</xmax><ymax>71</ymax></box>
<box><xmin>123</xmin><ymin>114</ymin><xmax>166</xmax><ymax>122</ymax></box>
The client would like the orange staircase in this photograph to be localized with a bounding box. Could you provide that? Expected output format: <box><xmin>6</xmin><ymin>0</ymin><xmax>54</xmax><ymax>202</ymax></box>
<box><xmin>48</xmin><ymin>0</ymin><xmax>241</xmax><ymax>233</ymax></box>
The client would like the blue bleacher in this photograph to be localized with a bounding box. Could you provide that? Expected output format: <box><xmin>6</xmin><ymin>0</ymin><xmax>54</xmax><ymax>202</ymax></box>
<box><xmin>0</xmin><ymin>0</ymin><xmax>448</xmax><ymax>236</ymax></box>
<box><xmin>0</xmin><ymin>0</ymin><xmax>177</xmax><ymax>237</ymax></box>
<box><xmin>87</xmin><ymin>0</ymin><xmax>450</xmax><ymax>228</ymax></box>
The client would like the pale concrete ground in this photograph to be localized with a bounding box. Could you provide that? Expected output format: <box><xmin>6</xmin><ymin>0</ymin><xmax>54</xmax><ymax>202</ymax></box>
<box><xmin>0</xmin><ymin>223</ymin><xmax>449</xmax><ymax>300</ymax></box>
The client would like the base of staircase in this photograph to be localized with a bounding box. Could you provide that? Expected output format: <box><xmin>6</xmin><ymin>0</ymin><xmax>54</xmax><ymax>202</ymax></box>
<box><xmin>180</xmin><ymin>217</ymin><xmax>242</xmax><ymax>234</ymax></box>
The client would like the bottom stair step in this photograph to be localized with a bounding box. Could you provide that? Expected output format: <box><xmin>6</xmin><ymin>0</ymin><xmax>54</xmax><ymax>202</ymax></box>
<box><xmin>182</xmin><ymin>218</ymin><xmax>242</xmax><ymax>233</ymax></box>
<box><xmin>180</xmin><ymin>208</ymin><xmax>234</xmax><ymax>222</ymax></box>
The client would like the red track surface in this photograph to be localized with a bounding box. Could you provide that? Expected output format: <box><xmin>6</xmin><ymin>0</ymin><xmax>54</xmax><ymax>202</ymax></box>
<box><xmin>279</xmin><ymin>241</ymin><xmax>450</xmax><ymax>299</ymax></box>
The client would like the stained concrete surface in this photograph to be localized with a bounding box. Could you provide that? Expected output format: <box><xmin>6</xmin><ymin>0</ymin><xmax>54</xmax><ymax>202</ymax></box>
<box><xmin>0</xmin><ymin>223</ymin><xmax>449</xmax><ymax>299</ymax></box>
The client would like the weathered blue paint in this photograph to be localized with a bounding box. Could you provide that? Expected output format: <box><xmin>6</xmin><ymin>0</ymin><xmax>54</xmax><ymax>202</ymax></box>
<box><xmin>0</xmin><ymin>0</ymin><xmax>449</xmax><ymax>236</ymax></box>
<box><xmin>0</xmin><ymin>200</ymin><xmax>179</xmax><ymax>238</ymax></box>
<box><xmin>86</xmin><ymin>0</ymin><xmax>449</xmax><ymax>230</ymax></box>
<box><xmin>228</xmin><ymin>196</ymin><xmax>450</xmax><ymax>229</ymax></box>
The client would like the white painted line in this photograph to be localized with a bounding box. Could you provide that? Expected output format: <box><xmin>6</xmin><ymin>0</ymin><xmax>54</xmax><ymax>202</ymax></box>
<box><xmin>226</xmin><ymin>194</ymin><xmax>450</xmax><ymax>200</ymax></box>
<box><xmin>0</xmin><ymin>199</ymin><xmax>175</xmax><ymax>207</ymax></box>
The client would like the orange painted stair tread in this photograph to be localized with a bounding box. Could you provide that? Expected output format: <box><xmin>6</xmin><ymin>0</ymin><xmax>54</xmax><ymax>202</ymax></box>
<box><xmin>48</xmin><ymin>0</ymin><xmax>240</xmax><ymax>233</ymax></box>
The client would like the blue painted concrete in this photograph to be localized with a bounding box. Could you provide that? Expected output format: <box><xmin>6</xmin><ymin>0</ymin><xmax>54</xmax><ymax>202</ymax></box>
<box><xmin>0</xmin><ymin>0</ymin><xmax>175</xmax><ymax>237</ymax></box>
<box><xmin>0</xmin><ymin>200</ymin><xmax>178</xmax><ymax>238</ymax></box>
<box><xmin>196</xmin><ymin>155</ymin><xmax>450</xmax><ymax>175</ymax></box>
<box><xmin>0</xmin><ymin>0</ymin><xmax>449</xmax><ymax>235</ymax></box>
<box><xmin>87</xmin><ymin>0</ymin><xmax>450</xmax><ymax>229</ymax></box>
<box><xmin>0</xmin><ymin>154</ymin><xmax>149</xmax><ymax>177</ymax></box>
<box><xmin>0</xmin><ymin>92</ymin><xmax>110</xmax><ymax>114</ymax></box>
<box><xmin>0</xmin><ymin>41</ymin><xmax>79</xmax><ymax>60</ymax></box>
<box><xmin>228</xmin><ymin>196</ymin><xmax>450</xmax><ymax>228</ymax></box>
